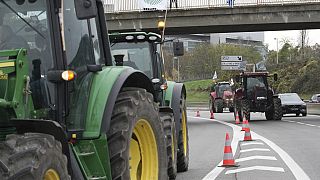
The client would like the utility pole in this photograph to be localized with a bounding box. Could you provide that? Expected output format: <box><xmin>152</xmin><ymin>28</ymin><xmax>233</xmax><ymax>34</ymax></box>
<box><xmin>274</xmin><ymin>37</ymin><xmax>279</xmax><ymax>64</ymax></box>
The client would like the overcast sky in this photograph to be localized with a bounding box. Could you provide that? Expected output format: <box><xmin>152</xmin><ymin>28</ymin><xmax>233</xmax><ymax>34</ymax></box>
<box><xmin>265</xmin><ymin>29</ymin><xmax>320</xmax><ymax>51</ymax></box>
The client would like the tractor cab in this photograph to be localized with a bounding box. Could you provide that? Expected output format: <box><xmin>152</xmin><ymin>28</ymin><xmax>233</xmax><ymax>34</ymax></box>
<box><xmin>0</xmin><ymin>0</ymin><xmax>57</xmax><ymax>122</ymax></box>
<box><xmin>215</xmin><ymin>82</ymin><xmax>233</xmax><ymax>98</ymax></box>
<box><xmin>241</xmin><ymin>72</ymin><xmax>269</xmax><ymax>102</ymax></box>
<box><xmin>109</xmin><ymin>32</ymin><xmax>167</xmax><ymax>103</ymax></box>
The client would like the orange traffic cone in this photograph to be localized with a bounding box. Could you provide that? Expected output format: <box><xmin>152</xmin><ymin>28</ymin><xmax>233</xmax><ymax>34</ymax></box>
<box><xmin>243</xmin><ymin>129</ymin><xmax>253</xmax><ymax>141</ymax></box>
<box><xmin>241</xmin><ymin>117</ymin><xmax>250</xmax><ymax>132</ymax></box>
<box><xmin>210</xmin><ymin>111</ymin><xmax>214</xmax><ymax>119</ymax></box>
<box><xmin>235</xmin><ymin>111</ymin><xmax>240</xmax><ymax>124</ymax></box>
<box><xmin>219</xmin><ymin>133</ymin><xmax>238</xmax><ymax>167</ymax></box>
<box><xmin>196</xmin><ymin>110</ymin><xmax>200</xmax><ymax>117</ymax></box>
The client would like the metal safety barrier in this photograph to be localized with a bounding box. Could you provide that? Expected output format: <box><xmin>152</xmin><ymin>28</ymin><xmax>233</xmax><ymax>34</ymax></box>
<box><xmin>307</xmin><ymin>103</ymin><xmax>320</xmax><ymax>115</ymax></box>
<box><xmin>104</xmin><ymin>0</ymin><xmax>320</xmax><ymax>13</ymax></box>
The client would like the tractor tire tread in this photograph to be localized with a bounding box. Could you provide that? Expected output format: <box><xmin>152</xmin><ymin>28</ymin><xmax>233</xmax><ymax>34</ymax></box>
<box><xmin>0</xmin><ymin>133</ymin><xmax>69</xmax><ymax>180</ymax></box>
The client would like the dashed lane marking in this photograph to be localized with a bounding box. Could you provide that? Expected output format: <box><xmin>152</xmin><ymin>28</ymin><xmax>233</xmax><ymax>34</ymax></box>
<box><xmin>194</xmin><ymin>116</ymin><xmax>311</xmax><ymax>180</ymax></box>
<box><xmin>240</xmin><ymin>148</ymin><xmax>271</xmax><ymax>153</ymax></box>
<box><xmin>235</xmin><ymin>156</ymin><xmax>277</xmax><ymax>163</ymax></box>
<box><xmin>282</xmin><ymin>119</ymin><xmax>320</xmax><ymax>128</ymax></box>
<box><xmin>240</xmin><ymin>142</ymin><xmax>264</xmax><ymax>146</ymax></box>
<box><xmin>225</xmin><ymin>166</ymin><xmax>285</xmax><ymax>175</ymax></box>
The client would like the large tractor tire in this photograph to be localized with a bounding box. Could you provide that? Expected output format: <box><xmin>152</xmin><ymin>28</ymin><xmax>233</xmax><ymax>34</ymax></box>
<box><xmin>160</xmin><ymin>112</ymin><xmax>177</xmax><ymax>179</ymax></box>
<box><xmin>107</xmin><ymin>87</ymin><xmax>167</xmax><ymax>180</ymax></box>
<box><xmin>0</xmin><ymin>133</ymin><xmax>69</xmax><ymax>180</ymax></box>
<box><xmin>177</xmin><ymin>95</ymin><xmax>189</xmax><ymax>172</ymax></box>
<box><xmin>229</xmin><ymin>106</ymin><xmax>234</xmax><ymax>112</ymax></box>
<box><xmin>273</xmin><ymin>98</ymin><xmax>283</xmax><ymax>120</ymax></box>
<box><xmin>241</xmin><ymin>99</ymin><xmax>251</xmax><ymax>121</ymax></box>
<box><xmin>215</xmin><ymin>99</ymin><xmax>224</xmax><ymax>113</ymax></box>
<box><xmin>265</xmin><ymin>98</ymin><xmax>282</xmax><ymax>120</ymax></box>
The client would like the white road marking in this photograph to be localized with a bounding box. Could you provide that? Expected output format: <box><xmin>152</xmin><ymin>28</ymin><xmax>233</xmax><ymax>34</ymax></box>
<box><xmin>241</xmin><ymin>142</ymin><xmax>264</xmax><ymax>146</ymax></box>
<box><xmin>282</xmin><ymin>119</ymin><xmax>320</xmax><ymax>128</ymax></box>
<box><xmin>225</xmin><ymin>166</ymin><xmax>285</xmax><ymax>175</ymax></box>
<box><xmin>193</xmin><ymin>116</ymin><xmax>311</xmax><ymax>180</ymax></box>
<box><xmin>240</xmin><ymin>148</ymin><xmax>270</xmax><ymax>153</ymax></box>
<box><xmin>235</xmin><ymin>156</ymin><xmax>277</xmax><ymax>162</ymax></box>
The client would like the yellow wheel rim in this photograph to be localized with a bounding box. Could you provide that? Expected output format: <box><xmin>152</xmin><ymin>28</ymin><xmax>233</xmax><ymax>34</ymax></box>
<box><xmin>44</xmin><ymin>169</ymin><xmax>60</xmax><ymax>180</ymax></box>
<box><xmin>130</xmin><ymin>119</ymin><xmax>158</xmax><ymax>180</ymax></box>
<box><xmin>182</xmin><ymin>110</ymin><xmax>188</xmax><ymax>156</ymax></box>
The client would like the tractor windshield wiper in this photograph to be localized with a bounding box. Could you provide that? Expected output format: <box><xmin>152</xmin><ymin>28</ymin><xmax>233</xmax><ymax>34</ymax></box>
<box><xmin>0</xmin><ymin>0</ymin><xmax>45</xmax><ymax>39</ymax></box>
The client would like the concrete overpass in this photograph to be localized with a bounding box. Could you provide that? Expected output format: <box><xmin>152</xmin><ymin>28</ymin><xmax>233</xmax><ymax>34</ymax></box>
<box><xmin>106</xmin><ymin>3</ymin><xmax>320</xmax><ymax>35</ymax></box>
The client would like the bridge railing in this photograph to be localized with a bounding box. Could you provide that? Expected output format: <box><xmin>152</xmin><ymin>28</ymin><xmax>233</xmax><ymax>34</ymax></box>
<box><xmin>104</xmin><ymin>0</ymin><xmax>320</xmax><ymax>13</ymax></box>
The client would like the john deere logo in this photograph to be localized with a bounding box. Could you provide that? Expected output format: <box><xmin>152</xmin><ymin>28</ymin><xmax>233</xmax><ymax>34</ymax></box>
<box><xmin>144</xmin><ymin>0</ymin><xmax>162</xmax><ymax>5</ymax></box>
<box><xmin>0</xmin><ymin>70</ymin><xmax>8</xmax><ymax>80</ymax></box>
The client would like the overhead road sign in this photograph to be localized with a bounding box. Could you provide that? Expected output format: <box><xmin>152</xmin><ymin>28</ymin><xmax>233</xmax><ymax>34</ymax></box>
<box><xmin>221</xmin><ymin>56</ymin><xmax>245</xmax><ymax>71</ymax></box>
<box><xmin>221</xmin><ymin>56</ymin><xmax>242</xmax><ymax>62</ymax></box>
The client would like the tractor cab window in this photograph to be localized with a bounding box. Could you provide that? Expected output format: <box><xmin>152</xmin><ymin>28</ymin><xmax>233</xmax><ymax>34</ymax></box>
<box><xmin>247</xmin><ymin>77</ymin><xmax>266</xmax><ymax>90</ymax></box>
<box><xmin>215</xmin><ymin>84</ymin><xmax>232</xmax><ymax>97</ymax></box>
<box><xmin>60</xmin><ymin>0</ymin><xmax>102</xmax><ymax>130</ymax></box>
<box><xmin>0</xmin><ymin>0</ymin><xmax>55</xmax><ymax>114</ymax></box>
<box><xmin>111</xmin><ymin>42</ymin><xmax>154</xmax><ymax>78</ymax></box>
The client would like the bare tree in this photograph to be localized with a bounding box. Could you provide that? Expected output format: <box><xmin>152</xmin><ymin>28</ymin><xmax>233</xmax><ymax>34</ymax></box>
<box><xmin>299</xmin><ymin>30</ymin><xmax>309</xmax><ymax>59</ymax></box>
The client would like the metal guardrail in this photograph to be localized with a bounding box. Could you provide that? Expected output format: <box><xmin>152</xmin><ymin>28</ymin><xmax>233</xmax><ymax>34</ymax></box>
<box><xmin>307</xmin><ymin>103</ymin><xmax>320</xmax><ymax>115</ymax></box>
<box><xmin>104</xmin><ymin>0</ymin><xmax>320</xmax><ymax>13</ymax></box>
<box><xmin>187</xmin><ymin>102</ymin><xmax>320</xmax><ymax>115</ymax></box>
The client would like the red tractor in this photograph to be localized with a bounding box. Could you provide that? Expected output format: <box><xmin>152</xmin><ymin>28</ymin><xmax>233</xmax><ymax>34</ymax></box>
<box><xmin>209</xmin><ymin>82</ymin><xmax>234</xmax><ymax>113</ymax></box>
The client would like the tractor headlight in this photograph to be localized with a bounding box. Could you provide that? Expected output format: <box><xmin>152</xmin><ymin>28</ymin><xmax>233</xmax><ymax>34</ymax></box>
<box><xmin>125</xmin><ymin>35</ymin><xmax>134</xmax><ymax>41</ymax></box>
<box><xmin>137</xmin><ymin>35</ymin><xmax>146</xmax><ymax>40</ymax></box>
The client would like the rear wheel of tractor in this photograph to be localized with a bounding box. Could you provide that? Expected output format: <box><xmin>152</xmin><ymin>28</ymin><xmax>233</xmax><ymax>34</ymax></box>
<box><xmin>107</xmin><ymin>88</ymin><xmax>167</xmax><ymax>180</ymax></box>
<box><xmin>265</xmin><ymin>109</ymin><xmax>274</xmax><ymax>120</ymax></box>
<box><xmin>273</xmin><ymin>98</ymin><xmax>283</xmax><ymax>120</ymax></box>
<box><xmin>241</xmin><ymin>99</ymin><xmax>251</xmax><ymax>121</ymax></box>
<box><xmin>177</xmin><ymin>95</ymin><xmax>189</xmax><ymax>172</ymax></box>
<box><xmin>216</xmin><ymin>99</ymin><xmax>224</xmax><ymax>113</ymax></box>
<box><xmin>302</xmin><ymin>113</ymin><xmax>307</xmax><ymax>117</ymax></box>
<box><xmin>160</xmin><ymin>112</ymin><xmax>177</xmax><ymax>179</ymax></box>
<box><xmin>0</xmin><ymin>133</ymin><xmax>69</xmax><ymax>180</ymax></box>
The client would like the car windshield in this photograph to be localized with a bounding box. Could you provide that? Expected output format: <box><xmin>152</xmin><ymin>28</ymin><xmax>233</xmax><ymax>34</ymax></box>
<box><xmin>111</xmin><ymin>41</ymin><xmax>154</xmax><ymax>78</ymax></box>
<box><xmin>279</xmin><ymin>94</ymin><xmax>302</xmax><ymax>102</ymax></box>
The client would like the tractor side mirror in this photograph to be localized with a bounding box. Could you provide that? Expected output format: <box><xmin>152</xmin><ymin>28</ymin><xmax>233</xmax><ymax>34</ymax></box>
<box><xmin>74</xmin><ymin>0</ymin><xmax>97</xmax><ymax>20</ymax></box>
<box><xmin>173</xmin><ymin>42</ymin><xmax>184</xmax><ymax>56</ymax></box>
<box><xmin>235</xmin><ymin>75</ymin><xmax>240</xmax><ymax>83</ymax></box>
<box><xmin>274</xmin><ymin>73</ymin><xmax>278</xmax><ymax>81</ymax></box>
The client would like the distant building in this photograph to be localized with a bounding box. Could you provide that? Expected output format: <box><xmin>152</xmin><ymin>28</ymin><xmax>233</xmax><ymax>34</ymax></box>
<box><xmin>210</xmin><ymin>32</ymin><xmax>267</xmax><ymax>60</ymax></box>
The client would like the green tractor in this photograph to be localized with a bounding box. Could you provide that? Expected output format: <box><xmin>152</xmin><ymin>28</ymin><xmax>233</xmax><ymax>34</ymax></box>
<box><xmin>0</xmin><ymin>0</ymin><xmax>171</xmax><ymax>179</ymax></box>
<box><xmin>109</xmin><ymin>31</ymin><xmax>190</xmax><ymax>179</ymax></box>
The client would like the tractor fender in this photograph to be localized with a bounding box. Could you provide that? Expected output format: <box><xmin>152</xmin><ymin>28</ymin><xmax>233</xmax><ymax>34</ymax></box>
<box><xmin>83</xmin><ymin>67</ymin><xmax>154</xmax><ymax>138</ymax></box>
<box><xmin>210</xmin><ymin>92</ymin><xmax>216</xmax><ymax>99</ymax></box>
<box><xmin>167</xmin><ymin>82</ymin><xmax>186</xmax><ymax>135</ymax></box>
<box><xmin>99</xmin><ymin>67</ymin><xmax>154</xmax><ymax>134</ymax></box>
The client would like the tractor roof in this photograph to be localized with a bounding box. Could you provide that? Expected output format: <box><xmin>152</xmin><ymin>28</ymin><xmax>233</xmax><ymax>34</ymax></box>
<box><xmin>241</xmin><ymin>72</ymin><xmax>269</xmax><ymax>77</ymax></box>
<box><xmin>217</xmin><ymin>81</ymin><xmax>230</xmax><ymax>85</ymax></box>
<box><xmin>109</xmin><ymin>32</ymin><xmax>161</xmax><ymax>43</ymax></box>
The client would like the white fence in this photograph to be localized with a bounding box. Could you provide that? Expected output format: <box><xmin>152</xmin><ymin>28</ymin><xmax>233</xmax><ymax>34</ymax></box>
<box><xmin>104</xmin><ymin>0</ymin><xmax>320</xmax><ymax>13</ymax></box>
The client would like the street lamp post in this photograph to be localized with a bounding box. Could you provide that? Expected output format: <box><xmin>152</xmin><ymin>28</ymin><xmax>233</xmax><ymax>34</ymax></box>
<box><xmin>274</xmin><ymin>38</ymin><xmax>279</xmax><ymax>64</ymax></box>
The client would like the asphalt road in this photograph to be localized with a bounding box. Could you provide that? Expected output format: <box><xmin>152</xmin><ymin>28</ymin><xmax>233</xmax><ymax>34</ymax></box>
<box><xmin>176</xmin><ymin>110</ymin><xmax>320</xmax><ymax>180</ymax></box>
